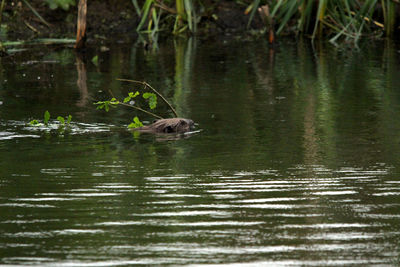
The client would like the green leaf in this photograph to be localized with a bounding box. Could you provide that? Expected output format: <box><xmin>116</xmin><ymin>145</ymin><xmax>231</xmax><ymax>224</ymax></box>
<box><xmin>91</xmin><ymin>55</ymin><xmax>99</xmax><ymax>66</ymax></box>
<box><xmin>128</xmin><ymin>116</ymin><xmax>144</xmax><ymax>128</ymax></box>
<box><xmin>94</xmin><ymin>99</ymin><xmax>119</xmax><ymax>112</ymax></box>
<box><xmin>110</xmin><ymin>98</ymin><xmax>119</xmax><ymax>105</ymax></box>
<box><xmin>124</xmin><ymin>91</ymin><xmax>140</xmax><ymax>103</ymax></box>
<box><xmin>143</xmin><ymin>92</ymin><xmax>157</xmax><ymax>109</ymax></box>
<box><xmin>29</xmin><ymin>119</ymin><xmax>39</xmax><ymax>126</ymax></box>
<box><xmin>130</xmin><ymin>91</ymin><xmax>140</xmax><ymax>98</ymax></box>
<box><xmin>44</xmin><ymin>110</ymin><xmax>50</xmax><ymax>125</ymax></box>
<box><xmin>96</xmin><ymin>104</ymin><xmax>105</xmax><ymax>110</ymax></box>
<box><xmin>57</xmin><ymin>116</ymin><xmax>65</xmax><ymax>125</ymax></box>
<box><xmin>66</xmin><ymin>115</ymin><xmax>72</xmax><ymax>125</ymax></box>
<box><xmin>133</xmin><ymin>116</ymin><xmax>143</xmax><ymax>126</ymax></box>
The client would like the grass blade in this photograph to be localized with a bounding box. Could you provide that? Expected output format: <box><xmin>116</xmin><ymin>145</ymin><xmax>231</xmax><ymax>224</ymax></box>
<box><xmin>21</xmin><ymin>0</ymin><xmax>51</xmax><ymax>27</ymax></box>
<box><xmin>136</xmin><ymin>0</ymin><xmax>153</xmax><ymax>32</ymax></box>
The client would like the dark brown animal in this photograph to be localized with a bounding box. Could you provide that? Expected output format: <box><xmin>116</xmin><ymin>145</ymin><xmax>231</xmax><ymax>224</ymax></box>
<box><xmin>134</xmin><ymin>118</ymin><xmax>195</xmax><ymax>134</ymax></box>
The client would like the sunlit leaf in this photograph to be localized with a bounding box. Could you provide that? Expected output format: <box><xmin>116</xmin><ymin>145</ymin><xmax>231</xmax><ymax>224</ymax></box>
<box><xmin>44</xmin><ymin>110</ymin><xmax>50</xmax><ymax>125</ymax></box>
<box><xmin>91</xmin><ymin>55</ymin><xmax>99</xmax><ymax>66</ymax></box>
<box><xmin>129</xmin><ymin>91</ymin><xmax>140</xmax><ymax>98</ymax></box>
<box><xmin>57</xmin><ymin>116</ymin><xmax>65</xmax><ymax>125</ymax></box>
<box><xmin>66</xmin><ymin>115</ymin><xmax>72</xmax><ymax>125</ymax></box>
<box><xmin>143</xmin><ymin>92</ymin><xmax>157</xmax><ymax>109</ymax></box>
<box><xmin>128</xmin><ymin>116</ymin><xmax>144</xmax><ymax>128</ymax></box>
<box><xmin>29</xmin><ymin>119</ymin><xmax>39</xmax><ymax>126</ymax></box>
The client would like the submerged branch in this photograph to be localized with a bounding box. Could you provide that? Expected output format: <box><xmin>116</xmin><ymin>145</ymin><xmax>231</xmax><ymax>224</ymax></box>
<box><xmin>116</xmin><ymin>78</ymin><xmax>178</xmax><ymax>117</ymax></box>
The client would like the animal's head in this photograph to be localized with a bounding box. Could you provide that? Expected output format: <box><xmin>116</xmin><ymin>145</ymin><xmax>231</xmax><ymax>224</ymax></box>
<box><xmin>163</xmin><ymin>118</ymin><xmax>195</xmax><ymax>133</ymax></box>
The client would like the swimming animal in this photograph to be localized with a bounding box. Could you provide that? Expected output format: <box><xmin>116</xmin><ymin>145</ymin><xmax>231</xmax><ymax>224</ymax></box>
<box><xmin>133</xmin><ymin>118</ymin><xmax>195</xmax><ymax>134</ymax></box>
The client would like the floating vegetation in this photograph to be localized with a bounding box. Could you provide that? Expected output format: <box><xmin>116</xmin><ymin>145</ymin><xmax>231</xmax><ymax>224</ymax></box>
<box><xmin>29</xmin><ymin>111</ymin><xmax>73</xmax><ymax>134</ymax></box>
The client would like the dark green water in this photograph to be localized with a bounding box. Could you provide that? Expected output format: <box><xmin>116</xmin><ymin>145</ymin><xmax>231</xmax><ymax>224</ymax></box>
<box><xmin>1</xmin><ymin>38</ymin><xmax>400</xmax><ymax>266</ymax></box>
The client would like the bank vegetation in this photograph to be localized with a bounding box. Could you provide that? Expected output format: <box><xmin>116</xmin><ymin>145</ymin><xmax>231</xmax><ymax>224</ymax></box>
<box><xmin>0</xmin><ymin>0</ymin><xmax>399</xmax><ymax>51</ymax></box>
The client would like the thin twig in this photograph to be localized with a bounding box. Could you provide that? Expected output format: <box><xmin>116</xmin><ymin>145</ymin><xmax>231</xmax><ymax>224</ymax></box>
<box><xmin>118</xmin><ymin>102</ymin><xmax>164</xmax><ymax>119</ymax></box>
<box><xmin>24</xmin><ymin>20</ymin><xmax>40</xmax><ymax>33</ymax></box>
<box><xmin>116</xmin><ymin>78</ymin><xmax>179</xmax><ymax>117</ymax></box>
<box><xmin>107</xmin><ymin>88</ymin><xmax>163</xmax><ymax>119</ymax></box>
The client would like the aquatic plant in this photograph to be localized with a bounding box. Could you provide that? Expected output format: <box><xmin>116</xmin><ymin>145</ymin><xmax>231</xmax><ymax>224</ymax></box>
<box><xmin>129</xmin><ymin>116</ymin><xmax>144</xmax><ymax>129</ymax></box>
<box><xmin>57</xmin><ymin>115</ymin><xmax>72</xmax><ymax>127</ymax></box>
<box><xmin>29</xmin><ymin>111</ymin><xmax>72</xmax><ymax>131</ymax></box>
<box><xmin>135</xmin><ymin>0</ymin><xmax>197</xmax><ymax>35</ymax></box>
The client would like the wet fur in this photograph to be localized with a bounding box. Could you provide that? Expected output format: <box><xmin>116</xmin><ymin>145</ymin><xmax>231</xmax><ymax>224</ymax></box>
<box><xmin>134</xmin><ymin>118</ymin><xmax>195</xmax><ymax>134</ymax></box>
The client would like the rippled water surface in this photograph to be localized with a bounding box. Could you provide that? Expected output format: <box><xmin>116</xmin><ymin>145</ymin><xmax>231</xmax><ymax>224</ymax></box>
<box><xmin>1</xmin><ymin>39</ymin><xmax>400</xmax><ymax>266</ymax></box>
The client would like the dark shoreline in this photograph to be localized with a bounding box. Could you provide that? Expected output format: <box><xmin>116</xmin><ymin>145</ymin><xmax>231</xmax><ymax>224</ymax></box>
<box><xmin>2</xmin><ymin>1</ymin><xmax>265</xmax><ymax>45</ymax></box>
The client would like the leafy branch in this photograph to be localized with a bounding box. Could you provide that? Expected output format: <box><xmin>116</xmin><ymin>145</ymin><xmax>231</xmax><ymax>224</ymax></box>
<box><xmin>94</xmin><ymin>92</ymin><xmax>162</xmax><ymax>118</ymax></box>
<box><xmin>116</xmin><ymin>78</ymin><xmax>178</xmax><ymax>117</ymax></box>
<box><xmin>94</xmin><ymin>80</ymin><xmax>178</xmax><ymax>129</ymax></box>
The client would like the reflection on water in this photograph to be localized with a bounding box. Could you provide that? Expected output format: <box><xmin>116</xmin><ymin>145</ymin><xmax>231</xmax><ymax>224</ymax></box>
<box><xmin>1</xmin><ymin>39</ymin><xmax>400</xmax><ymax>265</ymax></box>
<box><xmin>1</xmin><ymin>165</ymin><xmax>399</xmax><ymax>265</ymax></box>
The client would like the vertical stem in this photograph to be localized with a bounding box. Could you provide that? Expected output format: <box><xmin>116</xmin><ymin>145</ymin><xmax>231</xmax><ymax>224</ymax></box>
<box><xmin>174</xmin><ymin>0</ymin><xmax>185</xmax><ymax>33</ymax></box>
<box><xmin>0</xmin><ymin>0</ymin><xmax>6</xmax><ymax>25</ymax></box>
<box><xmin>75</xmin><ymin>0</ymin><xmax>87</xmax><ymax>50</ymax></box>
<box><xmin>384</xmin><ymin>0</ymin><xmax>396</xmax><ymax>37</ymax></box>
<box><xmin>0</xmin><ymin>0</ymin><xmax>6</xmax><ymax>53</ymax></box>
<box><xmin>312</xmin><ymin>0</ymin><xmax>327</xmax><ymax>40</ymax></box>
<box><xmin>176</xmin><ymin>0</ymin><xmax>185</xmax><ymax>18</ymax></box>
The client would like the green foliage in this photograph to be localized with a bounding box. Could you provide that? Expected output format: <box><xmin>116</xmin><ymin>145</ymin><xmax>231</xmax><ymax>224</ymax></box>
<box><xmin>123</xmin><ymin>91</ymin><xmax>140</xmax><ymax>103</ymax></box>
<box><xmin>94</xmin><ymin>87</ymin><xmax>163</xmax><ymax>129</ymax></box>
<box><xmin>29</xmin><ymin>119</ymin><xmax>39</xmax><ymax>126</ymax></box>
<box><xmin>57</xmin><ymin>116</ymin><xmax>65</xmax><ymax>125</ymax></box>
<box><xmin>45</xmin><ymin>0</ymin><xmax>75</xmax><ymax>10</ymax></box>
<box><xmin>29</xmin><ymin>111</ymin><xmax>72</xmax><ymax>132</ymax></box>
<box><xmin>248</xmin><ymin>0</ymin><xmax>395</xmax><ymax>44</ymax></box>
<box><xmin>128</xmin><ymin>116</ymin><xmax>144</xmax><ymax>129</ymax></box>
<box><xmin>136</xmin><ymin>0</ymin><xmax>198</xmax><ymax>35</ymax></box>
<box><xmin>44</xmin><ymin>110</ymin><xmax>50</xmax><ymax>125</ymax></box>
<box><xmin>94</xmin><ymin>98</ymin><xmax>119</xmax><ymax>112</ymax></box>
<box><xmin>66</xmin><ymin>114</ymin><xmax>72</xmax><ymax>125</ymax></box>
<box><xmin>57</xmin><ymin>115</ymin><xmax>72</xmax><ymax>126</ymax></box>
<box><xmin>91</xmin><ymin>55</ymin><xmax>99</xmax><ymax>66</ymax></box>
<box><xmin>143</xmin><ymin>92</ymin><xmax>157</xmax><ymax>109</ymax></box>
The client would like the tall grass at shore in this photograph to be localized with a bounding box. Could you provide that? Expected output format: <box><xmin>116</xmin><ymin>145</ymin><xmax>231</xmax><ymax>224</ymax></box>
<box><xmin>1</xmin><ymin>0</ymin><xmax>398</xmax><ymax>47</ymax></box>
<box><xmin>253</xmin><ymin>0</ymin><xmax>397</xmax><ymax>44</ymax></box>
<box><xmin>135</xmin><ymin>0</ymin><xmax>197</xmax><ymax>35</ymax></box>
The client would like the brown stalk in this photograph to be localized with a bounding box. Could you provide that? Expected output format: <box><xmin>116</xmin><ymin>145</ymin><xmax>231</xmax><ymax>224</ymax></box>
<box><xmin>75</xmin><ymin>0</ymin><xmax>87</xmax><ymax>50</ymax></box>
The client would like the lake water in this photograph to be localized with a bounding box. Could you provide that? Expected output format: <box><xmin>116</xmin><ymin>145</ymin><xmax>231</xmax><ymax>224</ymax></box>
<box><xmin>1</xmin><ymin>38</ymin><xmax>400</xmax><ymax>266</ymax></box>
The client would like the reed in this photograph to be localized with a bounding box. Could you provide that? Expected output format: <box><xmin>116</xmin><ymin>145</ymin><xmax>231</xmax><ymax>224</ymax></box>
<box><xmin>248</xmin><ymin>0</ymin><xmax>398</xmax><ymax>44</ymax></box>
<box><xmin>135</xmin><ymin>0</ymin><xmax>197</xmax><ymax>35</ymax></box>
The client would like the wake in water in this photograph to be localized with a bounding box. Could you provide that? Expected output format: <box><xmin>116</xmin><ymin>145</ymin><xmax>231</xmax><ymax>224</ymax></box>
<box><xmin>0</xmin><ymin>120</ymin><xmax>202</xmax><ymax>141</ymax></box>
<box><xmin>0</xmin><ymin>120</ymin><xmax>113</xmax><ymax>140</ymax></box>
